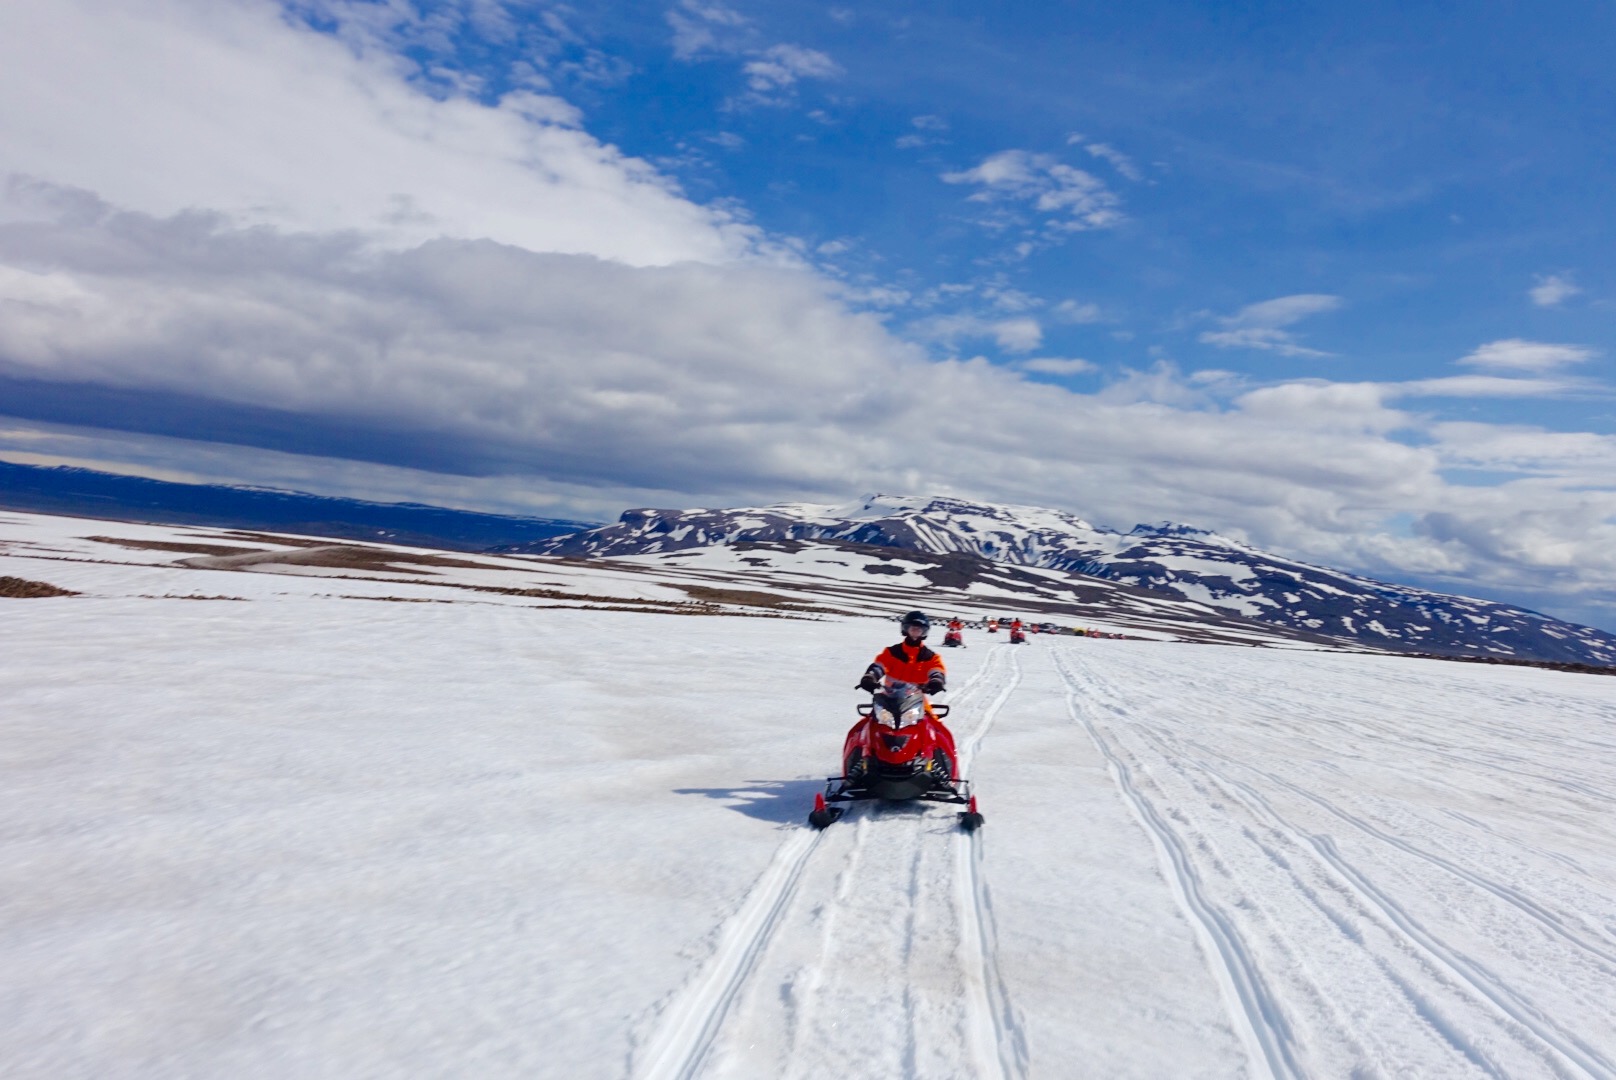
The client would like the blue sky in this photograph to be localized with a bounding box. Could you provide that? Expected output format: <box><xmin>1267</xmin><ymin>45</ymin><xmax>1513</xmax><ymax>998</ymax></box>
<box><xmin>1</xmin><ymin>0</ymin><xmax>1614</xmax><ymax>627</ymax></box>
<box><xmin>559</xmin><ymin>0</ymin><xmax>1616</xmax><ymax>385</ymax></box>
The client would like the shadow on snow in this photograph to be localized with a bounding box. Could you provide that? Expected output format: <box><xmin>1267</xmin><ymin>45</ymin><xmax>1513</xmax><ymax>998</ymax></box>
<box><xmin>675</xmin><ymin>780</ymin><xmax>958</xmax><ymax>829</ymax></box>
<box><xmin>674</xmin><ymin>779</ymin><xmax>828</xmax><ymax>825</ymax></box>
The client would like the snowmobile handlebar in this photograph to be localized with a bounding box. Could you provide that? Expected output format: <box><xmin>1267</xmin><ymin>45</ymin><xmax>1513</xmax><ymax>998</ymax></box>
<box><xmin>858</xmin><ymin>699</ymin><xmax>951</xmax><ymax>719</ymax></box>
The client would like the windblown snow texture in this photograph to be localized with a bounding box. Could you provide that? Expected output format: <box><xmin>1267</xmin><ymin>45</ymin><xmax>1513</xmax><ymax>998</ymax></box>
<box><xmin>527</xmin><ymin>494</ymin><xmax>1616</xmax><ymax>666</ymax></box>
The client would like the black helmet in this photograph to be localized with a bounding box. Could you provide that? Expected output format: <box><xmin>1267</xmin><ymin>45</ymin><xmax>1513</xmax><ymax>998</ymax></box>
<box><xmin>900</xmin><ymin>610</ymin><xmax>930</xmax><ymax>636</ymax></box>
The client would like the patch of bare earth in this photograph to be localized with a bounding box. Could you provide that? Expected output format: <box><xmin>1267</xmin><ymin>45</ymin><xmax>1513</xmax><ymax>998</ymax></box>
<box><xmin>86</xmin><ymin>536</ymin><xmax>268</xmax><ymax>557</ymax></box>
<box><xmin>195</xmin><ymin>531</ymin><xmax>342</xmax><ymax>549</ymax></box>
<box><xmin>676</xmin><ymin>584</ymin><xmax>822</xmax><ymax>611</ymax></box>
<box><xmin>187</xmin><ymin>545</ymin><xmax>506</xmax><ymax>575</ymax></box>
<box><xmin>141</xmin><ymin>594</ymin><xmax>249</xmax><ymax>601</ymax></box>
<box><xmin>0</xmin><ymin>576</ymin><xmax>78</xmax><ymax>598</ymax></box>
<box><xmin>296</xmin><ymin>547</ymin><xmax>499</xmax><ymax>572</ymax></box>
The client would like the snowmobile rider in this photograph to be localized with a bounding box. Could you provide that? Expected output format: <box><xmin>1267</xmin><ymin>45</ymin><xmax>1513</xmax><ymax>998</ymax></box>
<box><xmin>856</xmin><ymin>610</ymin><xmax>947</xmax><ymax>698</ymax></box>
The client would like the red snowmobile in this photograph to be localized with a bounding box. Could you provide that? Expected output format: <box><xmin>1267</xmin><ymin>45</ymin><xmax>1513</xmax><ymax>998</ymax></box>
<box><xmin>809</xmin><ymin>682</ymin><xmax>982</xmax><ymax>831</ymax></box>
<box><xmin>941</xmin><ymin>620</ymin><xmax>965</xmax><ymax>648</ymax></box>
<box><xmin>1008</xmin><ymin>623</ymin><xmax>1026</xmax><ymax>645</ymax></box>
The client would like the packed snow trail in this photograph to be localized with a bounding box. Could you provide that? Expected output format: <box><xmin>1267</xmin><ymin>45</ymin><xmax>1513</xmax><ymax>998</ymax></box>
<box><xmin>954</xmin><ymin>655</ymin><xmax>1032</xmax><ymax>1080</ymax></box>
<box><xmin>637</xmin><ymin>644</ymin><xmax>1026</xmax><ymax>1080</ymax></box>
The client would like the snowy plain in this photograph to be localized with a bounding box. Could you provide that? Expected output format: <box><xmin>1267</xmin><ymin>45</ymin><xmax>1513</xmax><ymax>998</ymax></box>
<box><xmin>3</xmin><ymin>512</ymin><xmax>1615</xmax><ymax>1078</ymax></box>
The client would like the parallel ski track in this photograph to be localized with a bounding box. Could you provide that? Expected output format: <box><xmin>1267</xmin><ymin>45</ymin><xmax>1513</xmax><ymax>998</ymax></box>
<box><xmin>1061</xmin><ymin>645</ymin><xmax>1615</xmax><ymax>1080</ymax></box>
<box><xmin>635</xmin><ymin>643</ymin><xmax>1018</xmax><ymax>1080</ymax></box>
<box><xmin>1051</xmin><ymin>647</ymin><xmax>1303</xmax><ymax>1080</ymax></box>
<box><xmin>956</xmin><ymin>645</ymin><xmax>1029</xmax><ymax>1080</ymax></box>
<box><xmin>1176</xmin><ymin>746</ymin><xmax>1616</xmax><ymax>1080</ymax></box>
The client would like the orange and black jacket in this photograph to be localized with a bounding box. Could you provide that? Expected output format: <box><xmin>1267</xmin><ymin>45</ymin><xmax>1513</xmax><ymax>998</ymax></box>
<box><xmin>863</xmin><ymin>641</ymin><xmax>946</xmax><ymax>689</ymax></box>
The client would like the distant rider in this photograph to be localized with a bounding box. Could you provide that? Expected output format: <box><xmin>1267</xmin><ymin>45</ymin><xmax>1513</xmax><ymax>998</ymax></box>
<box><xmin>856</xmin><ymin>610</ymin><xmax>946</xmax><ymax>698</ymax></box>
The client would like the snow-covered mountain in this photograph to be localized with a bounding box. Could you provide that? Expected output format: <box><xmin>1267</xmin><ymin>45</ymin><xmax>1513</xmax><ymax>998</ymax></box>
<box><xmin>527</xmin><ymin>494</ymin><xmax>1616</xmax><ymax>666</ymax></box>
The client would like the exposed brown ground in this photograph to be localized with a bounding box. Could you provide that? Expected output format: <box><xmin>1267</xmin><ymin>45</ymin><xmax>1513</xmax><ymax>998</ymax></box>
<box><xmin>196</xmin><ymin>531</ymin><xmax>339</xmax><ymax>549</ymax></box>
<box><xmin>167</xmin><ymin>545</ymin><xmax>510</xmax><ymax>576</ymax></box>
<box><xmin>86</xmin><ymin>536</ymin><xmax>267</xmax><ymax>557</ymax></box>
<box><xmin>677</xmin><ymin>584</ymin><xmax>821</xmax><ymax>610</ymax></box>
<box><xmin>0</xmin><ymin>576</ymin><xmax>78</xmax><ymax>598</ymax></box>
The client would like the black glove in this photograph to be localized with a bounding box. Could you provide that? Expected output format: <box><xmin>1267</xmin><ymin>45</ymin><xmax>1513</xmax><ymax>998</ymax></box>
<box><xmin>857</xmin><ymin>674</ymin><xmax>880</xmax><ymax>692</ymax></box>
<box><xmin>925</xmin><ymin>676</ymin><xmax>946</xmax><ymax>695</ymax></box>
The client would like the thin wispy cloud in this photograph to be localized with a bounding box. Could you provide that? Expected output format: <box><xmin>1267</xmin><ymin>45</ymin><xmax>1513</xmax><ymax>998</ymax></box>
<box><xmin>1393</xmin><ymin>375</ymin><xmax>1586</xmax><ymax>399</ymax></box>
<box><xmin>1199</xmin><ymin>294</ymin><xmax>1342</xmax><ymax>357</ymax></box>
<box><xmin>1529</xmin><ymin>273</ymin><xmax>1581</xmax><ymax>307</ymax></box>
<box><xmin>665</xmin><ymin>0</ymin><xmax>838</xmax><ymax>106</ymax></box>
<box><xmin>1053</xmin><ymin>299</ymin><xmax>1104</xmax><ymax>323</ymax></box>
<box><xmin>896</xmin><ymin>115</ymin><xmax>948</xmax><ymax>150</ymax></box>
<box><xmin>942</xmin><ymin>150</ymin><xmax>1123</xmax><ymax>232</ymax></box>
<box><xmin>742</xmin><ymin>44</ymin><xmax>839</xmax><ymax>94</ymax></box>
<box><xmin>1083</xmin><ymin>143</ymin><xmax>1141</xmax><ymax>181</ymax></box>
<box><xmin>1015</xmin><ymin>357</ymin><xmax>1097</xmax><ymax>376</ymax></box>
<box><xmin>1458</xmin><ymin>339</ymin><xmax>1596</xmax><ymax>373</ymax></box>
<box><xmin>666</xmin><ymin>0</ymin><xmax>750</xmax><ymax>59</ymax></box>
<box><xmin>909</xmin><ymin>313</ymin><xmax>1044</xmax><ymax>353</ymax></box>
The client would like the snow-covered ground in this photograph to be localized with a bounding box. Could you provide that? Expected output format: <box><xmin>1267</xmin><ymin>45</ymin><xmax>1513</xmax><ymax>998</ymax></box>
<box><xmin>4</xmin><ymin>512</ymin><xmax>1615</xmax><ymax>1078</ymax></box>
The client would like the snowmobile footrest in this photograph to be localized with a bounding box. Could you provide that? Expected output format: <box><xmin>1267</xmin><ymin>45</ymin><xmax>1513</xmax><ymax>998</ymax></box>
<box><xmin>959</xmin><ymin>795</ymin><xmax>984</xmax><ymax>831</ymax></box>
<box><xmin>809</xmin><ymin>806</ymin><xmax>845</xmax><ymax>829</ymax></box>
<box><xmin>809</xmin><ymin>790</ymin><xmax>845</xmax><ymax>828</ymax></box>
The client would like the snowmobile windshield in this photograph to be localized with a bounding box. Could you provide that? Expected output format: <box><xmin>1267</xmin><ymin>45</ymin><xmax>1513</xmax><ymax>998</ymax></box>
<box><xmin>873</xmin><ymin>683</ymin><xmax>927</xmax><ymax>727</ymax></box>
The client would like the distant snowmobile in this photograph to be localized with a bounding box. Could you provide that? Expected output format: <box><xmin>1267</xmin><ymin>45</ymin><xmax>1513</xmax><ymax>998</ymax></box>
<box><xmin>986</xmin><ymin>619</ymin><xmax>999</xmax><ymax>634</ymax></box>
<box><xmin>809</xmin><ymin>681</ymin><xmax>982</xmax><ymax>831</ymax></box>
<box><xmin>1008</xmin><ymin>618</ymin><xmax>1026</xmax><ymax>644</ymax></box>
<box><xmin>942</xmin><ymin>618</ymin><xmax>965</xmax><ymax>648</ymax></box>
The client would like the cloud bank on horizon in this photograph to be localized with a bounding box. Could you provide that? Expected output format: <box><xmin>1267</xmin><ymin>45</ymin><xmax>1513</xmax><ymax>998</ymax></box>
<box><xmin>1</xmin><ymin>0</ymin><xmax>1614</xmax><ymax>629</ymax></box>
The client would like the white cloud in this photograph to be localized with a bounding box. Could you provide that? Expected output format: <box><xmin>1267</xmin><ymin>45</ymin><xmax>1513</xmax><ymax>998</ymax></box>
<box><xmin>1053</xmin><ymin>299</ymin><xmax>1104</xmax><ymax>324</ymax></box>
<box><xmin>1082</xmin><ymin>142</ymin><xmax>1142</xmax><ymax>181</ymax></box>
<box><xmin>6</xmin><ymin>201</ymin><xmax>1616</xmax><ymax>622</ymax></box>
<box><xmin>1529</xmin><ymin>273</ymin><xmax>1581</xmax><ymax>307</ymax></box>
<box><xmin>1394</xmin><ymin>375</ymin><xmax>1586</xmax><ymax>398</ymax></box>
<box><xmin>667</xmin><ymin>0</ymin><xmax>750</xmax><ymax>59</ymax></box>
<box><xmin>941</xmin><ymin>150</ymin><xmax>1123</xmax><ymax>232</ymax></box>
<box><xmin>742</xmin><ymin>44</ymin><xmax>840</xmax><ymax>93</ymax></box>
<box><xmin>896</xmin><ymin>115</ymin><xmax>948</xmax><ymax>150</ymax></box>
<box><xmin>664</xmin><ymin>0</ymin><xmax>837</xmax><ymax>105</ymax></box>
<box><xmin>1457</xmin><ymin>338</ymin><xmax>1596</xmax><ymax>373</ymax></box>
<box><xmin>910</xmin><ymin>314</ymin><xmax>1043</xmax><ymax>353</ymax></box>
<box><xmin>1015</xmin><ymin>357</ymin><xmax>1096</xmax><ymax>376</ymax></box>
<box><xmin>1199</xmin><ymin>294</ymin><xmax>1341</xmax><ymax>357</ymax></box>
<box><xmin>0</xmin><ymin>0</ymin><xmax>754</xmax><ymax>268</ymax></box>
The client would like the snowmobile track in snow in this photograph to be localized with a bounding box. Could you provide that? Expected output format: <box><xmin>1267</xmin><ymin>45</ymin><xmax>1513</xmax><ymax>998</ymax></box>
<box><xmin>1195</xmin><ymin>759</ymin><xmax>1616</xmax><ymax>1079</ymax></box>
<box><xmin>634</xmin><ymin>826</ymin><xmax>825</xmax><ymax>1080</ymax></box>
<box><xmin>1052</xmin><ymin>648</ymin><xmax>1304</xmax><ymax>1080</ymax></box>
<box><xmin>1056</xmin><ymin>644</ymin><xmax>1616</xmax><ymax>1080</ymax></box>
<box><xmin>635</xmin><ymin>644</ymin><xmax>1024</xmax><ymax>1080</ymax></box>
<box><xmin>953</xmin><ymin>645</ymin><xmax>1029</xmax><ymax>1080</ymax></box>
